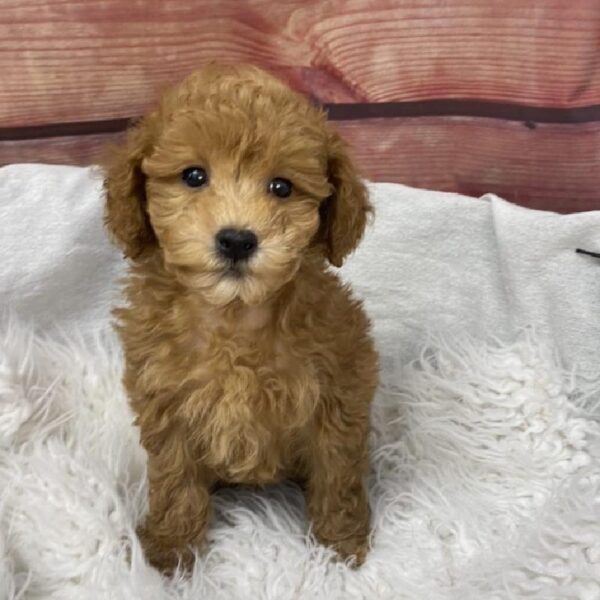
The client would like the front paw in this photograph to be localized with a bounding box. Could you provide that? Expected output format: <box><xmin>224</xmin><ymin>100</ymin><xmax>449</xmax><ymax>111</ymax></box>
<box><xmin>332</xmin><ymin>533</ymin><xmax>369</xmax><ymax>566</ymax></box>
<box><xmin>313</xmin><ymin>527</ymin><xmax>370</xmax><ymax>567</ymax></box>
<box><xmin>137</xmin><ymin>525</ymin><xmax>195</xmax><ymax>575</ymax></box>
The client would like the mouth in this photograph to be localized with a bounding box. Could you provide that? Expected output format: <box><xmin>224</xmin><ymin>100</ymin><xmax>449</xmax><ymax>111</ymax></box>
<box><xmin>222</xmin><ymin>262</ymin><xmax>247</xmax><ymax>279</ymax></box>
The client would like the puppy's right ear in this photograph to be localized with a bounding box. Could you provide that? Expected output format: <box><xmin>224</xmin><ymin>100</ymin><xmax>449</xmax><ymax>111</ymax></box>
<box><xmin>104</xmin><ymin>117</ymin><xmax>157</xmax><ymax>259</ymax></box>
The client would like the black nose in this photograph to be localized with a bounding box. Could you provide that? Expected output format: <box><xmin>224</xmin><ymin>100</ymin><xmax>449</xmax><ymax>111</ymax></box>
<box><xmin>215</xmin><ymin>228</ymin><xmax>258</xmax><ymax>262</ymax></box>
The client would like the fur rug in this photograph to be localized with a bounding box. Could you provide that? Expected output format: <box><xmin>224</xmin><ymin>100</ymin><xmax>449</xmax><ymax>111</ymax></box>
<box><xmin>1</xmin><ymin>318</ymin><xmax>599</xmax><ymax>600</ymax></box>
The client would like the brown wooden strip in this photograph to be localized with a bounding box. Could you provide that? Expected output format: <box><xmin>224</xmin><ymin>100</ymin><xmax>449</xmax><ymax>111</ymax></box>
<box><xmin>2</xmin><ymin>117</ymin><xmax>599</xmax><ymax>213</ymax></box>
<box><xmin>325</xmin><ymin>101</ymin><xmax>600</xmax><ymax>124</ymax></box>
<box><xmin>4</xmin><ymin>100</ymin><xmax>600</xmax><ymax>143</ymax></box>
<box><xmin>0</xmin><ymin>119</ymin><xmax>131</xmax><ymax>141</ymax></box>
<box><xmin>2</xmin><ymin>0</ymin><xmax>600</xmax><ymax>127</ymax></box>
<box><xmin>0</xmin><ymin>133</ymin><xmax>123</xmax><ymax>167</ymax></box>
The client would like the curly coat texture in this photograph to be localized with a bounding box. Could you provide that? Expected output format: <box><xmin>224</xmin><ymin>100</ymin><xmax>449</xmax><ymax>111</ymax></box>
<box><xmin>103</xmin><ymin>64</ymin><xmax>379</xmax><ymax>573</ymax></box>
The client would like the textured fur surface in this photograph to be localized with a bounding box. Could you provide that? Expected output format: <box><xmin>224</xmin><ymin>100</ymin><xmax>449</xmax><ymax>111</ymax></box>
<box><xmin>103</xmin><ymin>65</ymin><xmax>378</xmax><ymax>571</ymax></box>
<box><xmin>1</xmin><ymin>318</ymin><xmax>598</xmax><ymax>599</ymax></box>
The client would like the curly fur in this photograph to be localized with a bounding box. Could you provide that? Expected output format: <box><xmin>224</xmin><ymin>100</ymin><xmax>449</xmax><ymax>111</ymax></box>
<box><xmin>103</xmin><ymin>64</ymin><xmax>378</xmax><ymax>573</ymax></box>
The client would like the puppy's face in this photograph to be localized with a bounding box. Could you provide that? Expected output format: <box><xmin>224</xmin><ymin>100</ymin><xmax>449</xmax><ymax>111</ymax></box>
<box><xmin>142</xmin><ymin>90</ymin><xmax>330</xmax><ymax>305</ymax></box>
<box><xmin>105</xmin><ymin>65</ymin><xmax>370</xmax><ymax>306</ymax></box>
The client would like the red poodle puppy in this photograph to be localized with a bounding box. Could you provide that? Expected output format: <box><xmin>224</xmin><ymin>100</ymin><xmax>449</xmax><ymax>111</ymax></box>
<box><xmin>104</xmin><ymin>64</ymin><xmax>378</xmax><ymax>573</ymax></box>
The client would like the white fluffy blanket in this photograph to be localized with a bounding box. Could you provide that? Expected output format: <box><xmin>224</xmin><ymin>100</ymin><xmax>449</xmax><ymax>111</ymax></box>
<box><xmin>1</xmin><ymin>165</ymin><xmax>600</xmax><ymax>598</ymax></box>
<box><xmin>1</xmin><ymin>322</ymin><xmax>599</xmax><ymax>599</ymax></box>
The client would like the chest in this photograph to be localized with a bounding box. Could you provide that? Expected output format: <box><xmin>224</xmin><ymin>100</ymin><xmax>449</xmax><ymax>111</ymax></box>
<box><xmin>189</xmin><ymin>298</ymin><xmax>328</xmax><ymax>375</ymax></box>
<box><xmin>178</xmin><ymin>306</ymin><xmax>321</xmax><ymax>482</ymax></box>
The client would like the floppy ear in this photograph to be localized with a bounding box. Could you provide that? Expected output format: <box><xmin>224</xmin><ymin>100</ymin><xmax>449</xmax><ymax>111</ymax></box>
<box><xmin>321</xmin><ymin>130</ymin><xmax>372</xmax><ymax>267</ymax></box>
<box><xmin>103</xmin><ymin>117</ymin><xmax>157</xmax><ymax>259</ymax></box>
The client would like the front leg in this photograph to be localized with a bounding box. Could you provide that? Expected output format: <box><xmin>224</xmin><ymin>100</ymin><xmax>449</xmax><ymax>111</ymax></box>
<box><xmin>305</xmin><ymin>401</ymin><xmax>371</xmax><ymax>565</ymax></box>
<box><xmin>137</xmin><ymin>431</ymin><xmax>213</xmax><ymax>574</ymax></box>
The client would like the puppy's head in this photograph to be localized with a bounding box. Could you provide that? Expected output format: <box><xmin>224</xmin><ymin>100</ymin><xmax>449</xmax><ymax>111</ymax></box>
<box><xmin>104</xmin><ymin>64</ymin><xmax>371</xmax><ymax>305</ymax></box>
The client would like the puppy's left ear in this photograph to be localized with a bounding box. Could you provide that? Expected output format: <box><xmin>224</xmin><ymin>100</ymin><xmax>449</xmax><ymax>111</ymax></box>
<box><xmin>321</xmin><ymin>129</ymin><xmax>372</xmax><ymax>267</ymax></box>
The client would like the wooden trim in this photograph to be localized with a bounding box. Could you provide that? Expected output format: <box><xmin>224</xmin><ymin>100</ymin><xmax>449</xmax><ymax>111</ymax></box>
<box><xmin>0</xmin><ymin>119</ymin><xmax>131</xmax><ymax>141</ymax></box>
<box><xmin>3</xmin><ymin>100</ymin><xmax>600</xmax><ymax>142</ymax></box>
<box><xmin>325</xmin><ymin>101</ymin><xmax>600</xmax><ymax>124</ymax></box>
<box><xmin>3</xmin><ymin>116</ymin><xmax>599</xmax><ymax>214</ymax></box>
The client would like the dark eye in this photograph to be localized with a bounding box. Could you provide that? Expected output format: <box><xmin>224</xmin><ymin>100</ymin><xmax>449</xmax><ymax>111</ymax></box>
<box><xmin>181</xmin><ymin>166</ymin><xmax>209</xmax><ymax>188</ymax></box>
<box><xmin>268</xmin><ymin>178</ymin><xmax>293</xmax><ymax>199</ymax></box>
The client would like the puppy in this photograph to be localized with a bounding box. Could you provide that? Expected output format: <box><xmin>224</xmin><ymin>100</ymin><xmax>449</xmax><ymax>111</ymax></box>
<box><xmin>104</xmin><ymin>64</ymin><xmax>378</xmax><ymax>573</ymax></box>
